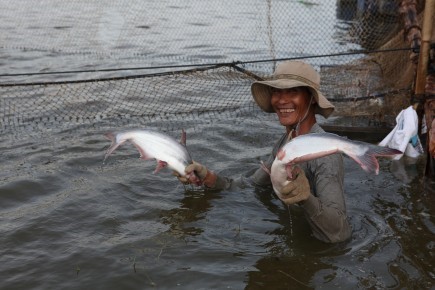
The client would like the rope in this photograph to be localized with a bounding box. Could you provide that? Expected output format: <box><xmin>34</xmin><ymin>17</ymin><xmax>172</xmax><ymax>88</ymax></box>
<box><xmin>0</xmin><ymin>64</ymin><xmax>229</xmax><ymax>87</ymax></box>
<box><xmin>0</xmin><ymin>47</ymin><xmax>413</xmax><ymax>79</ymax></box>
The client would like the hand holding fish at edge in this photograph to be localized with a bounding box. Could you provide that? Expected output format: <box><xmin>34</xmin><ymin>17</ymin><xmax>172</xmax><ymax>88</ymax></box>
<box><xmin>267</xmin><ymin>132</ymin><xmax>402</xmax><ymax>203</ymax></box>
<box><xmin>277</xmin><ymin>167</ymin><xmax>311</xmax><ymax>204</ymax></box>
<box><xmin>173</xmin><ymin>161</ymin><xmax>219</xmax><ymax>188</ymax></box>
<box><xmin>103</xmin><ymin>129</ymin><xmax>203</xmax><ymax>186</ymax></box>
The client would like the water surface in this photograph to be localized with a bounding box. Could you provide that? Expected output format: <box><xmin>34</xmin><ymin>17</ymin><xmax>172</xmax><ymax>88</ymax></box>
<box><xmin>1</xmin><ymin>119</ymin><xmax>433</xmax><ymax>289</ymax></box>
<box><xmin>0</xmin><ymin>1</ymin><xmax>433</xmax><ymax>289</ymax></box>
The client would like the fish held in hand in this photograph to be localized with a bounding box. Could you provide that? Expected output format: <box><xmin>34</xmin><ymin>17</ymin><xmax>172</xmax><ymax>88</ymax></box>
<box><xmin>103</xmin><ymin>129</ymin><xmax>198</xmax><ymax>181</ymax></box>
<box><xmin>270</xmin><ymin>132</ymin><xmax>402</xmax><ymax>195</ymax></box>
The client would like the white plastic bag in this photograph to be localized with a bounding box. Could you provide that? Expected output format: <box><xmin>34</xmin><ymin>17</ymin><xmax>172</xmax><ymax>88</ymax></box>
<box><xmin>378</xmin><ymin>106</ymin><xmax>424</xmax><ymax>160</ymax></box>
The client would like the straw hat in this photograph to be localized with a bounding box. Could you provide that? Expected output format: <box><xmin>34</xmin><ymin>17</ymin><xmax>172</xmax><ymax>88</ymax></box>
<box><xmin>251</xmin><ymin>61</ymin><xmax>335</xmax><ymax>118</ymax></box>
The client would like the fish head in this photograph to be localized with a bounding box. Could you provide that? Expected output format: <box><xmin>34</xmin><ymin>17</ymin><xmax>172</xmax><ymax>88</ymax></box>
<box><xmin>270</xmin><ymin>157</ymin><xmax>289</xmax><ymax>191</ymax></box>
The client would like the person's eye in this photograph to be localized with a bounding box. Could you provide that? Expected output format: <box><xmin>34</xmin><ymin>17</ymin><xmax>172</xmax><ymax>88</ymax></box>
<box><xmin>271</xmin><ymin>88</ymin><xmax>280</xmax><ymax>94</ymax></box>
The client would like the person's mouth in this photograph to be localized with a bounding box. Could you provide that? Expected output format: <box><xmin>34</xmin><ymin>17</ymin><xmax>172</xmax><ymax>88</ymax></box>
<box><xmin>278</xmin><ymin>108</ymin><xmax>295</xmax><ymax>114</ymax></box>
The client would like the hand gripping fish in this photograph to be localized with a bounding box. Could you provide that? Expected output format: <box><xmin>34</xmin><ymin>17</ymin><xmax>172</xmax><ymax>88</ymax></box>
<box><xmin>268</xmin><ymin>132</ymin><xmax>402</xmax><ymax>196</ymax></box>
<box><xmin>103</xmin><ymin>129</ymin><xmax>199</xmax><ymax>184</ymax></box>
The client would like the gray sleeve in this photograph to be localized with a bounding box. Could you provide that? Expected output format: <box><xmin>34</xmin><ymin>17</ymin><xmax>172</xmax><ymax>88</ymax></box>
<box><xmin>210</xmin><ymin>151</ymin><xmax>274</xmax><ymax>191</ymax></box>
<box><xmin>300</xmin><ymin>153</ymin><xmax>352</xmax><ymax>243</ymax></box>
<box><xmin>207</xmin><ymin>133</ymin><xmax>288</xmax><ymax>191</ymax></box>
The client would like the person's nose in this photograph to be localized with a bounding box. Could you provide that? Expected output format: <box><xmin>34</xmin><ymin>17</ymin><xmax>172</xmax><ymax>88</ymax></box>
<box><xmin>277</xmin><ymin>94</ymin><xmax>293</xmax><ymax>104</ymax></box>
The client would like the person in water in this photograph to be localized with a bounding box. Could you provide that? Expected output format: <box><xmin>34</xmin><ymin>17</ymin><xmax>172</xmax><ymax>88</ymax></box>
<box><xmin>177</xmin><ymin>60</ymin><xmax>352</xmax><ymax>243</ymax></box>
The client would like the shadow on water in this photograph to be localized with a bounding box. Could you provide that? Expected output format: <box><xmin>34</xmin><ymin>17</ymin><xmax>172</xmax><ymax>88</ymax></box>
<box><xmin>159</xmin><ymin>189</ymin><xmax>223</xmax><ymax>239</ymax></box>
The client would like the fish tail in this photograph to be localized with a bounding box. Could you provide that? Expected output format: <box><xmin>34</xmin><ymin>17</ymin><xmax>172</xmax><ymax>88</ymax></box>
<box><xmin>103</xmin><ymin>132</ymin><xmax>125</xmax><ymax>163</ymax></box>
<box><xmin>346</xmin><ymin>145</ymin><xmax>402</xmax><ymax>175</ymax></box>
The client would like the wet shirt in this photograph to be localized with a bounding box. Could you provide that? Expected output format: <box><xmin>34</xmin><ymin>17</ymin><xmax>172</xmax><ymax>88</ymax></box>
<box><xmin>213</xmin><ymin>123</ymin><xmax>352</xmax><ymax>243</ymax></box>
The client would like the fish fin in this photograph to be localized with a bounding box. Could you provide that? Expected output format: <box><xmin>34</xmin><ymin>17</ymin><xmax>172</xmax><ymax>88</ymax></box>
<box><xmin>347</xmin><ymin>153</ymin><xmax>379</xmax><ymax>174</ymax></box>
<box><xmin>180</xmin><ymin>129</ymin><xmax>187</xmax><ymax>146</ymax></box>
<box><xmin>285</xmin><ymin>165</ymin><xmax>305</xmax><ymax>180</ymax></box>
<box><xmin>185</xmin><ymin>172</ymin><xmax>202</xmax><ymax>186</ymax></box>
<box><xmin>154</xmin><ymin>160</ymin><xmax>168</xmax><ymax>174</ymax></box>
<box><xmin>285</xmin><ymin>164</ymin><xmax>294</xmax><ymax>180</ymax></box>
<box><xmin>139</xmin><ymin>154</ymin><xmax>152</xmax><ymax>160</ymax></box>
<box><xmin>348</xmin><ymin>145</ymin><xmax>402</xmax><ymax>175</ymax></box>
<box><xmin>260</xmin><ymin>161</ymin><xmax>271</xmax><ymax>175</ymax></box>
<box><xmin>277</xmin><ymin>149</ymin><xmax>286</xmax><ymax>161</ymax></box>
<box><xmin>103</xmin><ymin>132</ymin><xmax>125</xmax><ymax>163</ymax></box>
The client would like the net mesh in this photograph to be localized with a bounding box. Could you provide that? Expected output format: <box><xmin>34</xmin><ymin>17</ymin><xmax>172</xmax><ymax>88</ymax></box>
<box><xmin>0</xmin><ymin>66</ymin><xmax>266</xmax><ymax>136</ymax></box>
<box><xmin>0</xmin><ymin>0</ymin><xmax>429</xmax><ymax>137</ymax></box>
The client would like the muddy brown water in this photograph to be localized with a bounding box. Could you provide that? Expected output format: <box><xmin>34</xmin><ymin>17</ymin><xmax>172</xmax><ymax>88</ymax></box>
<box><xmin>1</xmin><ymin>118</ymin><xmax>433</xmax><ymax>289</ymax></box>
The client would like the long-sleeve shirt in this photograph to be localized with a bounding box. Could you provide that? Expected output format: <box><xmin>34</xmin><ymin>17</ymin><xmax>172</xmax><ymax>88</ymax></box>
<box><xmin>212</xmin><ymin>123</ymin><xmax>352</xmax><ymax>243</ymax></box>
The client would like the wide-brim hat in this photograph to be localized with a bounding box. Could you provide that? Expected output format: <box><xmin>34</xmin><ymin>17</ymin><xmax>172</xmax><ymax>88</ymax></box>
<box><xmin>251</xmin><ymin>61</ymin><xmax>335</xmax><ymax>118</ymax></box>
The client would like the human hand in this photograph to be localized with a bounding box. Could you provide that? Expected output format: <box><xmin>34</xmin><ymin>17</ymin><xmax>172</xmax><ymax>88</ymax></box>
<box><xmin>276</xmin><ymin>167</ymin><xmax>310</xmax><ymax>205</ymax></box>
<box><xmin>174</xmin><ymin>161</ymin><xmax>217</xmax><ymax>187</ymax></box>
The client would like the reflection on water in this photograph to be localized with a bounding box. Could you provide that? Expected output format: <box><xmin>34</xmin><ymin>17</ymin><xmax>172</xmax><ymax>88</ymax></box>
<box><xmin>389</xmin><ymin>156</ymin><xmax>421</xmax><ymax>184</ymax></box>
<box><xmin>160</xmin><ymin>190</ymin><xmax>222</xmax><ymax>239</ymax></box>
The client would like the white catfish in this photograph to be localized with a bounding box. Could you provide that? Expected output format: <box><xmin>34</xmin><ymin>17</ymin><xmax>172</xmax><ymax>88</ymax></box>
<box><xmin>104</xmin><ymin>129</ymin><xmax>198</xmax><ymax>183</ymax></box>
<box><xmin>269</xmin><ymin>132</ymin><xmax>402</xmax><ymax>196</ymax></box>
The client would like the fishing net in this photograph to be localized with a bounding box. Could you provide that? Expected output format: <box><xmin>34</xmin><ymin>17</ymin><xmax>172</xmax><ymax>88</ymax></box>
<box><xmin>0</xmin><ymin>65</ymin><xmax>265</xmax><ymax>137</ymax></box>
<box><xmin>0</xmin><ymin>0</ymin><xmax>429</xmax><ymax>137</ymax></box>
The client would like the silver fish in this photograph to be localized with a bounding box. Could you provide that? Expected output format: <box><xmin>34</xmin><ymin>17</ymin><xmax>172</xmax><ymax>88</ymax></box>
<box><xmin>269</xmin><ymin>132</ymin><xmax>402</xmax><ymax>195</ymax></box>
<box><xmin>103</xmin><ymin>129</ymin><xmax>193</xmax><ymax>177</ymax></box>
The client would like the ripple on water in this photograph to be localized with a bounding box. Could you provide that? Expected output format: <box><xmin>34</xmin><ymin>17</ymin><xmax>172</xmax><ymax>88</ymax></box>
<box><xmin>0</xmin><ymin>120</ymin><xmax>432</xmax><ymax>289</ymax></box>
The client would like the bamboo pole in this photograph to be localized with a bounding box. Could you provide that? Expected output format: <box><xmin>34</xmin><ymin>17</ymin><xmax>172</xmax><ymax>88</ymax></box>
<box><xmin>414</xmin><ymin>0</ymin><xmax>434</xmax><ymax>96</ymax></box>
<box><xmin>417</xmin><ymin>0</ymin><xmax>435</xmax><ymax>179</ymax></box>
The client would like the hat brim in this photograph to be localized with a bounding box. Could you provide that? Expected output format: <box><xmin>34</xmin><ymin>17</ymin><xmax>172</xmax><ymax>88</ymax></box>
<box><xmin>251</xmin><ymin>79</ymin><xmax>335</xmax><ymax>118</ymax></box>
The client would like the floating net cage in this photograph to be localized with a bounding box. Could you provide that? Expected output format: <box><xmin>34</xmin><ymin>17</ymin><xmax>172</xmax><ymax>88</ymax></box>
<box><xmin>0</xmin><ymin>0</ymin><xmax>425</xmax><ymax>138</ymax></box>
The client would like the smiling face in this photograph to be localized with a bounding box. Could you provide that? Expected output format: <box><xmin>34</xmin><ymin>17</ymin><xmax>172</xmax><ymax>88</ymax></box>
<box><xmin>270</xmin><ymin>86</ymin><xmax>315</xmax><ymax>130</ymax></box>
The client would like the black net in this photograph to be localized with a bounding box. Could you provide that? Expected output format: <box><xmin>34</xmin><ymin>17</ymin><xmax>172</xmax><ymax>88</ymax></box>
<box><xmin>0</xmin><ymin>0</ymin><xmax>426</xmax><ymax>137</ymax></box>
<box><xmin>0</xmin><ymin>65</ymin><xmax>271</xmax><ymax>137</ymax></box>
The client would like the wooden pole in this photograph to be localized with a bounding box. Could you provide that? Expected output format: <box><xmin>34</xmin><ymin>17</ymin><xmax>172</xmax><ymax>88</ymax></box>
<box><xmin>417</xmin><ymin>0</ymin><xmax>435</xmax><ymax>179</ymax></box>
<box><xmin>399</xmin><ymin>0</ymin><xmax>435</xmax><ymax>179</ymax></box>
<box><xmin>414</xmin><ymin>0</ymin><xmax>434</xmax><ymax>96</ymax></box>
